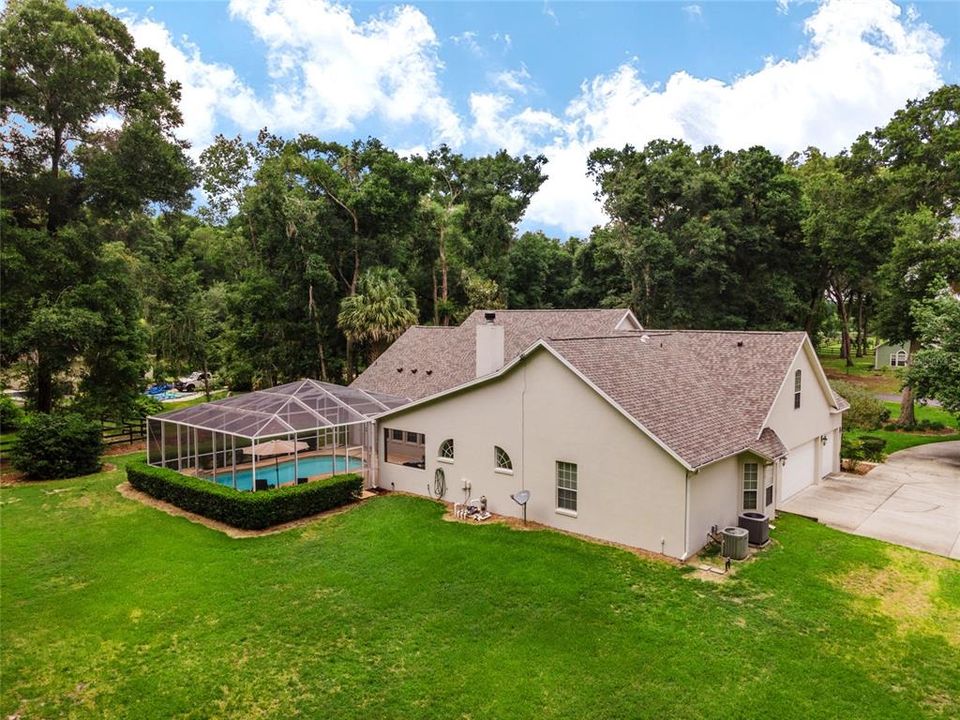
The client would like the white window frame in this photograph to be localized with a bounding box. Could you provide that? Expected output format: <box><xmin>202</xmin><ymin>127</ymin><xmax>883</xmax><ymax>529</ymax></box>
<box><xmin>494</xmin><ymin>445</ymin><xmax>513</xmax><ymax>475</ymax></box>
<box><xmin>742</xmin><ymin>461</ymin><xmax>759</xmax><ymax>511</ymax></box>
<box><xmin>438</xmin><ymin>438</ymin><xmax>454</xmax><ymax>464</ymax></box>
<box><xmin>793</xmin><ymin>369</ymin><xmax>802</xmax><ymax>410</ymax></box>
<box><xmin>556</xmin><ymin>461</ymin><xmax>578</xmax><ymax>516</ymax></box>
<box><xmin>764</xmin><ymin>465</ymin><xmax>774</xmax><ymax>508</ymax></box>
<box><xmin>891</xmin><ymin>350</ymin><xmax>907</xmax><ymax>367</ymax></box>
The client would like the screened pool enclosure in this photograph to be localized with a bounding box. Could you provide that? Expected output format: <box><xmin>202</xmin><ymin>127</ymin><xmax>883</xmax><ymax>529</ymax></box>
<box><xmin>147</xmin><ymin>379</ymin><xmax>409</xmax><ymax>491</ymax></box>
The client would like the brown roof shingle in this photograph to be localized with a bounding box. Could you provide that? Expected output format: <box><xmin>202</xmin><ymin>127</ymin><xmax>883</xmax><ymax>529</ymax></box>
<box><xmin>544</xmin><ymin>330</ymin><xmax>809</xmax><ymax>468</ymax></box>
<box><xmin>351</xmin><ymin>309</ymin><xmax>637</xmax><ymax>399</ymax></box>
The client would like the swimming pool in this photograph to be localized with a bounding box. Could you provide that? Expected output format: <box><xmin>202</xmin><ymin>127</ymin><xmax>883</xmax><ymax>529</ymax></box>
<box><xmin>210</xmin><ymin>455</ymin><xmax>363</xmax><ymax>491</ymax></box>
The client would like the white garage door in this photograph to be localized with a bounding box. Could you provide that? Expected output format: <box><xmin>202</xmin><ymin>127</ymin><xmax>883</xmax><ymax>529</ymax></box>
<box><xmin>821</xmin><ymin>433</ymin><xmax>835</xmax><ymax>479</ymax></box>
<box><xmin>782</xmin><ymin>440</ymin><xmax>816</xmax><ymax>501</ymax></box>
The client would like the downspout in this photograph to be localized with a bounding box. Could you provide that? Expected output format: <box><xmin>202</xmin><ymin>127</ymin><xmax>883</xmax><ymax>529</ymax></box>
<box><xmin>680</xmin><ymin>469</ymin><xmax>691</xmax><ymax>561</ymax></box>
<box><xmin>520</xmin><ymin>365</ymin><xmax>526</xmax><ymax>490</ymax></box>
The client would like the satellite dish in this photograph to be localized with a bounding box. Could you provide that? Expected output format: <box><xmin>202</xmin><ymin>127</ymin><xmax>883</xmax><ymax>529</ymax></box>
<box><xmin>510</xmin><ymin>489</ymin><xmax>531</xmax><ymax>525</ymax></box>
<box><xmin>511</xmin><ymin>490</ymin><xmax>530</xmax><ymax>505</ymax></box>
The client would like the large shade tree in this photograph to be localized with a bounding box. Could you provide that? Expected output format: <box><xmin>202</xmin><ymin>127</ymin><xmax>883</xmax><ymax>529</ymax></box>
<box><xmin>1</xmin><ymin>0</ymin><xmax>194</xmax><ymax>414</ymax></box>
<box><xmin>867</xmin><ymin>85</ymin><xmax>960</xmax><ymax>424</ymax></box>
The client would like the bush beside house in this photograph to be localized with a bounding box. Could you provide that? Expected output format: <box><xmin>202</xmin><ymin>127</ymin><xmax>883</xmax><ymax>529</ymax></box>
<box><xmin>830</xmin><ymin>380</ymin><xmax>889</xmax><ymax>430</ymax></box>
<box><xmin>126</xmin><ymin>461</ymin><xmax>363</xmax><ymax>530</ymax></box>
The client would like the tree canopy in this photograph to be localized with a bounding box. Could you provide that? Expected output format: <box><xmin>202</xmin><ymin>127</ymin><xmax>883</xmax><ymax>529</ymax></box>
<box><xmin>1</xmin><ymin>2</ymin><xmax>957</xmax><ymax>424</ymax></box>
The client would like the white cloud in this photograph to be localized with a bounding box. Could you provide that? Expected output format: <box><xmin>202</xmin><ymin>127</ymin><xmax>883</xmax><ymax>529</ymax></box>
<box><xmin>450</xmin><ymin>30</ymin><xmax>482</xmax><ymax>56</ymax></box>
<box><xmin>118</xmin><ymin>1</ymin><xmax>462</xmax><ymax>150</ymax></box>
<box><xmin>491</xmin><ymin>32</ymin><xmax>513</xmax><ymax>51</ymax></box>
<box><xmin>492</xmin><ymin>65</ymin><xmax>531</xmax><ymax>94</ymax></box>
<box><xmin>682</xmin><ymin>4</ymin><xmax>703</xmax><ymax>21</ymax></box>
<box><xmin>120</xmin><ymin>14</ymin><xmax>268</xmax><ymax>152</ymax></box>
<box><xmin>229</xmin><ymin>0</ymin><xmax>463</xmax><ymax>145</ymax></box>
<box><xmin>469</xmin><ymin>93</ymin><xmax>566</xmax><ymax>154</ymax></box>
<box><xmin>473</xmin><ymin>0</ymin><xmax>945</xmax><ymax>235</ymax></box>
<box><xmin>542</xmin><ymin>1</ymin><xmax>559</xmax><ymax>27</ymax></box>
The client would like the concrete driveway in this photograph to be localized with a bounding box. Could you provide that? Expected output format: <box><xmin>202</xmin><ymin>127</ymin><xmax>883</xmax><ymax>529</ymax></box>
<box><xmin>780</xmin><ymin>441</ymin><xmax>960</xmax><ymax>559</ymax></box>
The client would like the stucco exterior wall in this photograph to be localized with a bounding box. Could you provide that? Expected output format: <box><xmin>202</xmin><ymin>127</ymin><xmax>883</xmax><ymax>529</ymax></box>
<box><xmin>376</xmin><ymin>350</ymin><xmax>689</xmax><ymax>558</ymax></box>
<box><xmin>686</xmin><ymin>456</ymin><xmax>738</xmax><ymax>556</ymax></box>
<box><xmin>686</xmin><ymin>455</ymin><xmax>778</xmax><ymax>556</ymax></box>
<box><xmin>766</xmin><ymin>342</ymin><xmax>843</xmax><ymax>485</ymax></box>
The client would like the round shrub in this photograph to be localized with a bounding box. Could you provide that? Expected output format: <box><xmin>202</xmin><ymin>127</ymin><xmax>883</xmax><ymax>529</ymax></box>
<box><xmin>133</xmin><ymin>394</ymin><xmax>163</xmax><ymax>419</ymax></box>
<box><xmin>859</xmin><ymin>436</ymin><xmax>887</xmax><ymax>463</ymax></box>
<box><xmin>830</xmin><ymin>380</ymin><xmax>890</xmax><ymax>430</ymax></box>
<box><xmin>0</xmin><ymin>395</ymin><xmax>24</xmax><ymax>432</ymax></box>
<box><xmin>10</xmin><ymin>413</ymin><xmax>104</xmax><ymax>480</ymax></box>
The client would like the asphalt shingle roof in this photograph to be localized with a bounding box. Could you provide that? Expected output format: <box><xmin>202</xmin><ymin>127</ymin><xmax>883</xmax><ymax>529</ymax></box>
<box><xmin>544</xmin><ymin>331</ymin><xmax>809</xmax><ymax>468</ymax></box>
<box><xmin>351</xmin><ymin>309</ymin><xmax>637</xmax><ymax>399</ymax></box>
<box><xmin>357</xmin><ymin>310</ymin><xmax>835</xmax><ymax>470</ymax></box>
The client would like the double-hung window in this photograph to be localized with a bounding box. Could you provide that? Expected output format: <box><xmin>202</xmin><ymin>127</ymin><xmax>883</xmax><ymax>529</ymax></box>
<box><xmin>556</xmin><ymin>461</ymin><xmax>578</xmax><ymax>513</ymax></box>
<box><xmin>794</xmin><ymin>369</ymin><xmax>802</xmax><ymax>409</ymax></box>
<box><xmin>742</xmin><ymin>462</ymin><xmax>759</xmax><ymax>511</ymax></box>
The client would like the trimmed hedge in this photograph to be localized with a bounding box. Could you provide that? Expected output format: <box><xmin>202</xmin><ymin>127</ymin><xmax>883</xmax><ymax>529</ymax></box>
<box><xmin>126</xmin><ymin>460</ymin><xmax>363</xmax><ymax>530</ymax></box>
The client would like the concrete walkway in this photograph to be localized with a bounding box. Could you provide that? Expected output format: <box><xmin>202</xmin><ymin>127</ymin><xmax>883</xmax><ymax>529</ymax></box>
<box><xmin>781</xmin><ymin>441</ymin><xmax>960</xmax><ymax>559</ymax></box>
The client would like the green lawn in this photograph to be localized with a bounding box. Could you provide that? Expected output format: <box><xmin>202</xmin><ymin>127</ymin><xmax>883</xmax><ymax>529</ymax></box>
<box><xmin>845</xmin><ymin>402</ymin><xmax>960</xmax><ymax>455</ymax></box>
<box><xmin>158</xmin><ymin>388</ymin><xmax>230</xmax><ymax>411</ymax></box>
<box><xmin>2</xmin><ymin>455</ymin><xmax>958</xmax><ymax>719</ymax></box>
<box><xmin>817</xmin><ymin>343</ymin><xmax>901</xmax><ymax>394</ymax></box>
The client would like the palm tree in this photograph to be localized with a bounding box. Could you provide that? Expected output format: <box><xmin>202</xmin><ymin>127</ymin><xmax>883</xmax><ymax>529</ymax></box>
<box><xmin>338</xmin><ymin>267</ymin><xmax>419</xmax><ymax>378</ymax></box>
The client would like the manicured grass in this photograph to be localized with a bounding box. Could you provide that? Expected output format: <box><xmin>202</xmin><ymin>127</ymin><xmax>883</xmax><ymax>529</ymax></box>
<box><xmin>845</xmin><ymin>402</ymin><xmax>960</xmax><ymax>455</ymax></box>
<box><xmin>846</xmin><ymin>428</ymin><xmax>960</xmax><ymax>455</ymax></box>
<box><xmin>817</xmin><ymin>343</ymin><xmax>901</xmax><ymax>394</ymax></box>
<box><xmin>159</xmin><ymin>388</ymin><xmax>230</xmax><ymax>411</ymax></box>
<box><xmin>889</xmin><ymin>402</ymin><xmax>960</xmax><ymax>430</ymax></box>
<box><xmin>2</xmin><ymin>456</ymin><xmax>958</xmax><ymax>719</ymax></box>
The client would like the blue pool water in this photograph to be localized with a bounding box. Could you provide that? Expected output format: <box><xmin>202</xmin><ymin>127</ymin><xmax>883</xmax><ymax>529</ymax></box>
<box><xmin>211</xmin><ymin>455</ymin><xmax>363</xmax><ymax>491</ymax></box>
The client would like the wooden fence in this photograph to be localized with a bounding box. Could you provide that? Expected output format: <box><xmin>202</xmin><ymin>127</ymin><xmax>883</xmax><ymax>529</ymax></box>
<box><xmin>100</xmin><ymin>418</ymin><xmax>147</xmax><ymax>447</ymax></box>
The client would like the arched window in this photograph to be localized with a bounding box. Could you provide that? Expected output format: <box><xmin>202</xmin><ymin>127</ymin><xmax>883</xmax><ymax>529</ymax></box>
<box><xmin>494</xmin><ymin>446</ymin><xmax>512</xmax><ymax>472</ymax></box>
<box><xmin>892</xmin><ymin>350</ymin><xmax>907</xmax><ymax>367</ymax></box>
<box><xmin>794</xmin><ymin>369</ymin><xmax>802</xmax><ymax>409</ymax></box>
<box><xmin>438</xmin><ymin>438</ymin><xmax>454</xmax><ymax>460</ymax></box>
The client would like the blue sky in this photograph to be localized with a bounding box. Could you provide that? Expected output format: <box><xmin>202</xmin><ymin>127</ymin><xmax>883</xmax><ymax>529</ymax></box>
<box><xmin>106</xmin><ymin>0</ymin><xmax>958</xmax><ymax>235</ymax></box>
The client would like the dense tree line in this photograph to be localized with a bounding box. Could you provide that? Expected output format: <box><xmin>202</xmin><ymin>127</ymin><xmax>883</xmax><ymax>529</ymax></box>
<box><xmin>2</xmin><ymin>0</ymin><xmax>958</xmax><ymax>425</ymax></box>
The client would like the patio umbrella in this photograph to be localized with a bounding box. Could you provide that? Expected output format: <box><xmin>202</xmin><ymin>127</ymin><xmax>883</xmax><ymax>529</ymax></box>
<box><xmin>242</xmin><ymin>439</ymin><xmax>309</xmax><ymax>458</ymax></box>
